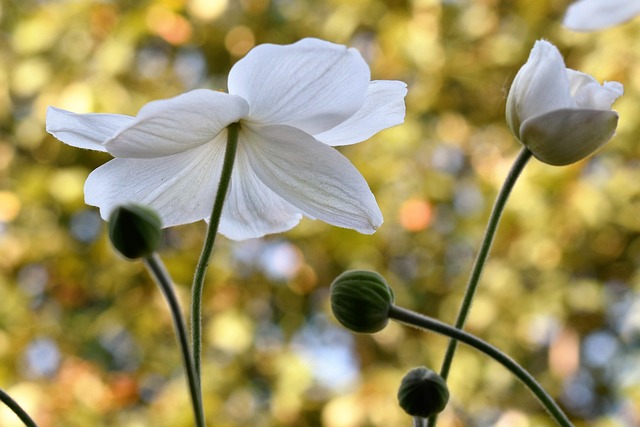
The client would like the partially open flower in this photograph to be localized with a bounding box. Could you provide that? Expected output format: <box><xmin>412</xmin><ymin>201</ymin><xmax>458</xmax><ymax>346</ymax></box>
<box><xmin>506</xmin><ymin>40</ymin><xmax>623</xmax><ymax>166</ymax></box>
<box><xmin>397</xmin><ymin>367</ymin><xmax>450</xmax><ymax>418</ymax></box>
<box><xmin>563</xmin><ymin>0</ymin><xmax>640</xmax><ymax>31</ymax></box>
<box><xmin>109</xmin><ymin>204</ymin><xmax>162</xmax><ymax>260</ymax></box>
<box><xmin>330</xmin><ymin>270</ymin><xmax>394</xmax><ymax>333</ymax></box>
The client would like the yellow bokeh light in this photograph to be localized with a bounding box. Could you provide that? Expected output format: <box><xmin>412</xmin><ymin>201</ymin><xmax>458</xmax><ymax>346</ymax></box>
<box><xmin>494</xmin><ymin>410</ymin><xmax>531</xmax><ymax>427</ymax></box>
<box><xmin>322</xmin><ymin>394</ymin><xmax>365</xmax><ymax>427</ymax></box>
<box><xmin>0</xmin><ymin>191</ymin><xmax>21</xmax><ymax>222</ymax></box>
<box><xmin>206</xmin><ymin>310</ymin><xmax>254</xmax><ymax>353</ymax></box>
<box><xmin>11</xmin><ymin>58</ymin><xmax>51</xmax><ymax>97</ymax></box>
<box><xmin>12</xmin><ymin>14</ymin><xmax>60</xmax><ymax>55</ymax></box>
<box><xmin>48</xmin><ymin>169</ymin><xmax>87</xmax><ymax>204</ymax></box>
<box><xmin>188</xmin><ymin>0</ymin><xmax>228</xmax><ymax>21</ymax></box>
<box><xmin>58</xmin><ymin>82</ymin><xmax>95</xmax><ymax>113</ymax></box>
<box><xmin>224</xmin><ymin>26</ymin><xmax>255</xmax><ymax>57</ymax></box>
<box><xmin>466</xmin><ymin>294</ymin><xmax>497</xmax><ymax>331</ymax></box>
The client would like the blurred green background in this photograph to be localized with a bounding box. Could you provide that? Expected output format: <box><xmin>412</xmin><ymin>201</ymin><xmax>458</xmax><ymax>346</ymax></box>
<box><xmin>1</xmin><ymin>0</ymin><xmax>639</xmax><ymax>426</ymax></box>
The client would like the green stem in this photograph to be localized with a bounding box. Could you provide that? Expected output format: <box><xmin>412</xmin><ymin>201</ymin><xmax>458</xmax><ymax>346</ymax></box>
<box><xmin>440</xmin><ymin>147</ymin><xmax>532</xmax><ymax>378</ymax></box>
<box><xmin>144</xmin><ymin>253</ymin><xmax>205</xmax><ymax>427</ymax></box>
<box><xmin>428</xmin><ymin>148</ymin><xmax>532</xmax><ymax>427</ymax></box>
<box><xmin>191</xmin><ymin>122</ymin><xmax>239</xmax><ymax>379</ymax></box>
<box><xmin>389</xmin><ymin>305</ymin><xmax>573</xmax><ymax>427</ymax></box>
<box><xmin>0</xmin><ymin>388</ymin><xmax>38</xmax><ymax>427</ymax></box>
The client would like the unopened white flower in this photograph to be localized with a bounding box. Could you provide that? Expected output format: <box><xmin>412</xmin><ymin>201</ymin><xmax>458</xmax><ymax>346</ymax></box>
<box><xmin>47</xmin><ymin>38</ymin><xmax>407</xmax><ymax>240</ymax></box>
<box><xmin>506</xmin><ymin>40</ymin><xmax>623</xmax><ymax>166</ymax></box>
<box><xmin>563</xmin><ymin>0</ymin><xmax>640</xmax><ymax>31</ymax></box>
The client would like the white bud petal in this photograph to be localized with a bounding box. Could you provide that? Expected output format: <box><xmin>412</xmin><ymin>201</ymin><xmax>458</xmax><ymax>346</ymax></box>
<box><xmin>520</xmin><ymin>109</ymin><xmax>619</xmax><ymax>166</ymax></box>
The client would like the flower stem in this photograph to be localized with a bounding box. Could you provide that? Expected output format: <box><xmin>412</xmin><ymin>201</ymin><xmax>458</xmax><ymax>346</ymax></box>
<box><xmin>191</xmin><ymin>122</ymin><xmax>240</xmax><ymax>379</ymax></box>
<box><xmin>389</xmin><ymin>305</ymin><xmax>573</xmax><ymax>427</ymax></box>
<box><xmin>144</xmin><ymin>253</ymin><xmax>205</xmax><ymax>427</ymax></box>
<box><xmin>413</xmin><ymin>416</ymin><xmax>426</xmax><ymax>427</ymax></box>
<box><xmin>427</xmin><ymin>148</ymin><xmax>532</xmax><ymax>427</ymax></box>
<box><xmin>441</xmin><ymin>148</ymin><xmax>532</xmax><ymax>377</ymax></box>
<box><xmin>0</xmin><ymin>388</ymin><xmax>38</xmax><ymax>427</ymax></box>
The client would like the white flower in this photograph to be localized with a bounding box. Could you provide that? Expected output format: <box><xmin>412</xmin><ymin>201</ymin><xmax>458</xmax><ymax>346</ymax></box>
<box><xmin>506</xmin><ymin>40</ymin><xmax>623</xmax><ymax>166</ymax></box>
<box><xmin>563</xmin><ymin>0</ymin><xmax>640</xmax><ymax>31</ymax></box>
<box><xmin>46</xmin><ymin>38</ymin><xmax>407</xmax><ymax>240</ymax></box>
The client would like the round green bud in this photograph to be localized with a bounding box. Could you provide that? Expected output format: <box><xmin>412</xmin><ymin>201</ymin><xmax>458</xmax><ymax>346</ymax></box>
<box><xmin>108</xmin><ymin>204</ymin><xmax>162</xmax><ymax>260</ymax></box>
<box><xmin>330</xmin><ymin>270</ymin><xmax>394</xmax><ymax>333</ymax></box>
<box><xmin>397</xmin><ymin>367</ymin><xmax>449</xmax><ymax>418</ymax></box>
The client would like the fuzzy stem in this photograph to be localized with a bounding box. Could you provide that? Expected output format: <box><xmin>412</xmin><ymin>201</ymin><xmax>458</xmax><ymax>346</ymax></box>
<box><xmin>190</xmin><ymin>122</ymin><xmax>239</xmax><ymax>379</ymax></box>
<box><xmin>144</xmin><ymin>253</ymin><xmax>205</xmax><ymax>427</ymax></box>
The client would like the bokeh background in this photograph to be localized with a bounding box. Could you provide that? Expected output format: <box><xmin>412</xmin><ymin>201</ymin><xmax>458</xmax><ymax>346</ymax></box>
<box><xmin>1</xmin><ymin>0</ymin><xmax>639</xmax><ymax>426</ymax></box>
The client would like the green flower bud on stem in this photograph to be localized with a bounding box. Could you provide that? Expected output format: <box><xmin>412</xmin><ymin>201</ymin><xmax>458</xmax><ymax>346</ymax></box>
<box><xmin>330</xmin><ymin>270</ymin><xmax>394</xmax><ymax>333</ymax></box>
<box><xmin>109</xmin><ymin>204</ymin><xmax>162</xmax><ymax>260</ymax></box>
<box><xmin>397</xmin><ymin>367</ymin><xmax>449</xmax><ymax>419</ymax></box>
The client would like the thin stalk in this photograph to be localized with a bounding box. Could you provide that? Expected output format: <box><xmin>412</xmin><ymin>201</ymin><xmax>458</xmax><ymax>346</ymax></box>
<box><xmin>428</xmin><ymin>148</ymin><xmax>532</xmax><ymax>427</ymax></box>
<box><xmin>0</xmin><ymin>388</ymin><xmax>38</xmax><ymax>427</ymax></box>
<box><xmin>413</xmin><ymin>416</ymin><xmax>426</xmax><ymax>427</ymax></box>
<box><xmin>191</xmin><ymin>122</ymin><xmax>240</xmax><ymax>379</ymax></box>
<box><xmin>144</xmin><ymin>253</ymin><xmax>205</xmax><ymax>427</ymax></box>
<box><xmin>440</xmin><ymin>147</ymin><xmax>532</xmax><ymax>378</ymax></box>
<box><xmin>389</xmin><ymin>305</ymin><xmax>573</xmax><ymax>427</ymax></box>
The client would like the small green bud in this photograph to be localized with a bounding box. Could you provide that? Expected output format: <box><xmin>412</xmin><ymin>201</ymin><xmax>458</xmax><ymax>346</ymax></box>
<box><xmin>397</xmin><ymin>367</ymin><xmax>449</xmax><ymax>418</ymax></box>
<box><xmin>330</xmin><ymin>270</ymin><xmax>394</xmax><ymax>333</ymax></box>
<box><xmin>108</xmin><ymin>204</ymin><xmax>162</xmax><ymax>260</ymax></box>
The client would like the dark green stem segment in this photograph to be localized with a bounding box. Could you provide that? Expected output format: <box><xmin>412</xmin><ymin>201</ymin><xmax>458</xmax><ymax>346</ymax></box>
<box><xmin>0</xmin><ymin>388</ymin><xmax>38</xmax><ymax>427</ymax></box>
<box><xmin>440</xmin><ymin>147</ymin><xmax>532</xmax><ymax>378</ymax></box>
<box><xmin>144</xmin><ymin>253</ymin><xmax>206</xmax><ymax>427</ymax></box>
<box><xmin>191</xmin><ymin>122</ymin><xmax>240</xmax><ymax>379</ymax></box>
<box><xmin>428</xmin><ymin>148</ymin><xmax>532</xmax><ymax>427</ymax></box>
<box><xmin>389</xmin><ymin>305</ymin><xmax>573</xmax><ymax>427</ymax></box>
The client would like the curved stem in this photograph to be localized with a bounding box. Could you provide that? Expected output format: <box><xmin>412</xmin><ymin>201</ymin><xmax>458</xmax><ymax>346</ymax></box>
<box><xmin>428</xmin><ymin>148</ymin><xmax>532</xmax><ymax>427</ymax></box>
<box><xmin>439</xmin><ymin>147</ymin><xmax>532</xmax><ymax>378</ymax></box>
<box><xmin>0</xmin><ymin>388</ymin><xmax>38</xmax><ymax>427</ymax></box>
<box><xmin>389</xmin><ymin>305</ymin><xmax>573</xmax><ymax>427</ymax></box>
<box><xmin>191</xmin><ymin>122</ymin><xmax>239</xmax><ymax>379</ymax></box>
<box><xmin>144</xmin><ymin>253</ymin><xmax>205</xmax><ymax>427</ymax></box>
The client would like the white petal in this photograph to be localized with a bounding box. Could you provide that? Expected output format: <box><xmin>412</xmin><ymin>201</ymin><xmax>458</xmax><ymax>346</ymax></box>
<box><xmin>520</xmin><ymin>109</ymin><xmax>619</xmax><ymax>166</ymax></box>
<box><xmin>563</xmin><ymin>0</ymin><xmax>640</xmax><ymax>31</ymax></box>
<box><xmin>228</xmin><ymin>38</ymin><xmax>370</xmax><ymax>134</ymax></box>
<box><xmin>219</xmin><ymin>146</ymin><xmax>302</xmax><ymax>240</ymax></box>
<box><xmin>46</xmin><ymin>106</ymin><xmax>132</xmax><ymax>152</ymax></box>
<box><xmin>105</xmin><ymin>89</ymin><xmax>249</xmax><ymax>158</ymax></box>
<box><xmin>85</xmin><ymin>136</ymin><xmax>228</xmax><ymax>227</ymax></box>
<box><xmin>506</xmin><ymin>40</ymin><xmax>575</xmax><ymax>139</ymax></box>
<box><xmin>314</xmin><ymin>80</ymin><xmax>407</xmax><ymax>146</ymax></box>
<box><xmin>567</xmin><ymin>69</ymin><xmax>624</xmax><ymax>110</ymax></box>
<box><xmin>242</xmin><ymin>123</ymin><xmax>383</xmax><ymax>234</ymax></box>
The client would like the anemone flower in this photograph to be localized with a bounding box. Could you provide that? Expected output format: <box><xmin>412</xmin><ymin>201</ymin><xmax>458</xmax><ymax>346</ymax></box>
<box><xmin>563</xmin><ymin>0</ymin><xmax>640</xmax><ymax>31</ymax></box>
<box><xmin>506</xmin><ymin>40</ymin><xmax>623</xmax><ymax>166</ymax></box>
<box><xmin>47</xmin><ymin>38</ymin><xmax>407</xmax><ymax>240</ymax></box>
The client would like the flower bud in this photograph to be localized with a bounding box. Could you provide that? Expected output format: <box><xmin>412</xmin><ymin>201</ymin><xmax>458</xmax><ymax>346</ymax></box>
<box><xmin>397</xmin><ymin>367</ymin><xmax>449</xmax><ymax>418</ymax></box>
<box><xmin>108</xmin><ymin>204</ymin><xmax>162</xmax><ymax>260</ymax></box>
<box><xmin>506</xmin><ymin>40</ymin><xmax>623</xmax><ymax>166</ymax></box>
<box><xmin>330</xmin><ymin>270</ymin><xmax>394</xmax><ymax>333</ymax></box>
